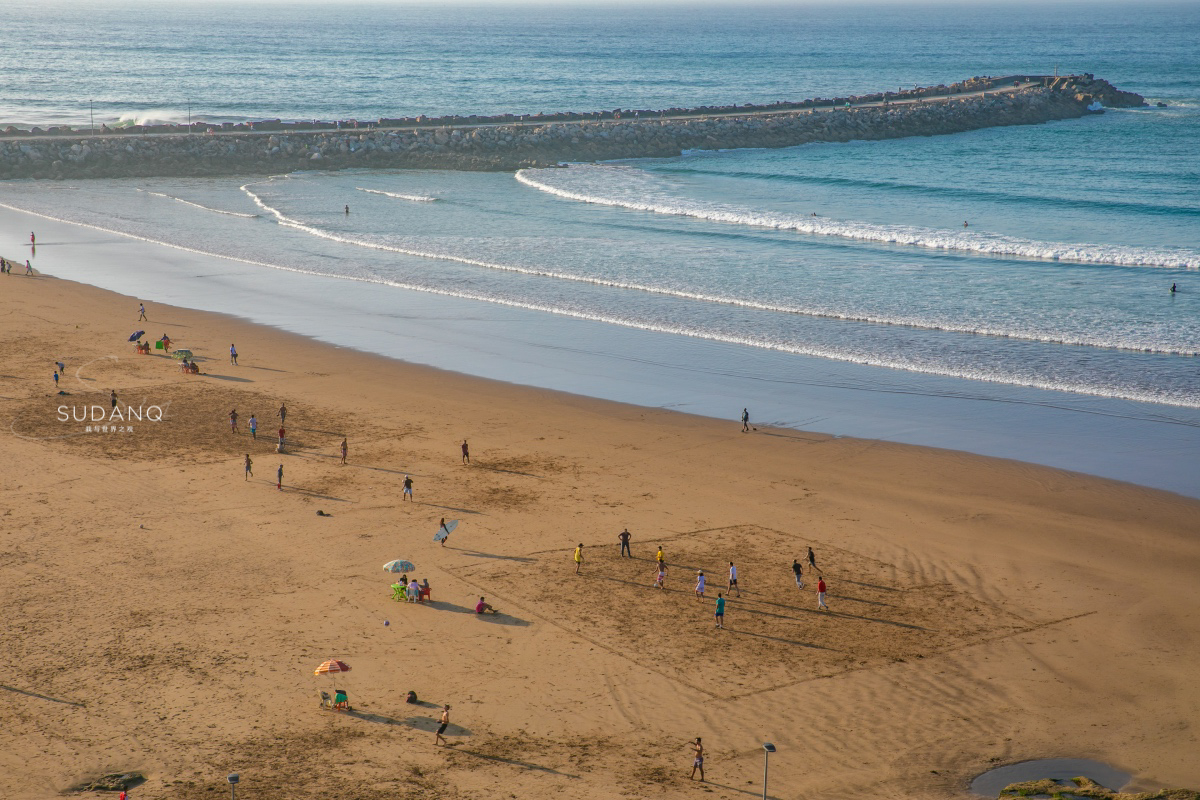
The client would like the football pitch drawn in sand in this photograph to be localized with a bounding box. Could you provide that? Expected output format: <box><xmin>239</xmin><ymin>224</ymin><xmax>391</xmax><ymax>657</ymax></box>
<box><xmin>457</xmin><ymin>525</ymin><xmax>1060</xmax><ymax>698</ymax></box>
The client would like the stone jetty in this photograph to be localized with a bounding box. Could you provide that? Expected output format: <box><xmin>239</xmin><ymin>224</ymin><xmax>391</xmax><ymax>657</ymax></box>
<box><xmin>0</xmin><ymin>75</ymin><xmax>1145</xmax><ymax>181</ymax></box>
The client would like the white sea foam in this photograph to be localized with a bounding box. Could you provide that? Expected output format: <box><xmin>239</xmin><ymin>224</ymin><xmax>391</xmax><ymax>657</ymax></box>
<box><xmin>136</xmin><ymin>188</ymin><xmax>258</xmax><ymax>218</ymax></box>
<box><xmin>238</xmin><ymin>179</ymin><xmax>1196</xmax><ymax>357</ymax></box>
<box><xmin>516</xmin><ymin>165</ymin><xmax>1200</xmax><ymax>270</ymax></box>
<box><xmin>356</xmin><ymin>188</ymin><xmax>437</xmax><ymax>202</ymax></box>
<box><xmin>5</xmin><ymin>189</ymin><xmax>1197</xmax><ymax>410</ymax></box>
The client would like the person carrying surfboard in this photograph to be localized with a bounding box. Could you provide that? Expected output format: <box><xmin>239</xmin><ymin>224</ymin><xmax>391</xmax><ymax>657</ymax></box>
<box><xmin>439</xmin><ymin>517</ymin><xmax>451</xmax><ymax>546</ymax></box>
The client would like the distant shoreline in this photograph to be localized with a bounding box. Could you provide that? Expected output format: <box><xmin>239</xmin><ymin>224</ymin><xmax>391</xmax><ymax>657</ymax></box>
<box><xmin>0</xmin><ymin>74</ymin><xmax>1145</xmax><ymax>181</ymax></box>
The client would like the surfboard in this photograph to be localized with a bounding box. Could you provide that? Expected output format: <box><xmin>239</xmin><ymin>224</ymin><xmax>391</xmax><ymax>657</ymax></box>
<box><xmin>433</xmin><ymin>520</ymin><xmax>459</xmax><ymax>542</ymax></box>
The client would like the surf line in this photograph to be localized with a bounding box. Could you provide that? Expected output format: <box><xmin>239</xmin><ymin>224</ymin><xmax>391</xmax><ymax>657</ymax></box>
<box><xmin>515</xmin><ymin>168</ymin><xmax>1200</xmax><ymax>271</ymax></box>
<box><xmin>355</xmin><ymin>187</ymin><xmax>436</xmax><ymax>203</ymax></box>
<box><xmin>238</xmin><ymin>180</ymin><xmax>1196</xmax><ymax>357</ymax></box>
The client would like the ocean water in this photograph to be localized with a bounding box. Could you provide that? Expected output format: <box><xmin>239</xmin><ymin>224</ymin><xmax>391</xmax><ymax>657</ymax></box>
<box><xmin>3</xmin><ymin>2</ymin><xmax>1199</xmax><ymax>490</ymax></box>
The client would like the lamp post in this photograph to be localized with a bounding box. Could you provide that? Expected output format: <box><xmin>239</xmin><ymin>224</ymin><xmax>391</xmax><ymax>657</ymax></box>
<box><xmin>89</xmin><ymin>100</ymin><xmax>94</xmax><ymax>135</ymax></box>
<box><xmin>227</xmin><ymin>773</ymin><xmax>239</xmax><ymax>800</ymax></box>
<box><xmin>762</xmin><ymin>742</ymin><xmax>776</xmax><ymax>800</ymax></box>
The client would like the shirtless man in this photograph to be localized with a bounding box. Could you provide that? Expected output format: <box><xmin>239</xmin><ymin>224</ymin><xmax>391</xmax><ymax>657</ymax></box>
<box><xmin>435</xmin><ymin>705</ymin><xmax>451</xmax><ymax>746</ymax></box>
<box><xmin>690</xmin><ymin>738</ymin><xmax>705</xmax><ymax>781</ymax></box>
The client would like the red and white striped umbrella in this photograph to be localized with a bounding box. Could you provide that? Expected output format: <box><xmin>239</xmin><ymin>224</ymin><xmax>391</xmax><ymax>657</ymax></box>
<box><xmin>314</xmin><ymin>659</ymin><xmax>351</xmax><ymax>676</ymax></box>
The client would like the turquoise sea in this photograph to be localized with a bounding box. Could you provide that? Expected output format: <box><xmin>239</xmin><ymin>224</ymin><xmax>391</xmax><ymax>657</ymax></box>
<box><xmin>2</xmin><ymin>1</ymin><xmax>1198</xmax><ymax>494</ymax></box>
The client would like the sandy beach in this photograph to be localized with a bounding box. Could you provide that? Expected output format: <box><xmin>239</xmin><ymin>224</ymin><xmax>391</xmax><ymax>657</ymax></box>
<box><xmin>2</xmin><ymin>267</ymin><xmax>1199</xmax><ymax>800</ymax></box>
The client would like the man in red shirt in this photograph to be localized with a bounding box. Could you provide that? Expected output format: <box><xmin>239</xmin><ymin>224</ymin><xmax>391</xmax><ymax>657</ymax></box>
<box><xmin>817</xmin><ymin>577</ymin><xmax>828</xmax><ymax>610</ymax></box>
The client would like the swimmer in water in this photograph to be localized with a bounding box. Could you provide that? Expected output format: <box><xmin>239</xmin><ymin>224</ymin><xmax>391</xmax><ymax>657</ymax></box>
<box><xmin>963</xmin><ymin>221</ymin><xmax>969</xmax><ymax>228</ymax></box>
<box><xmin>345</xmin><ymin>204</ymin><xmax>350</xmax><ymax>214</ymax></box>
<box><xmin>1171</xmin><ymin>283</ymin><xmax>1177</xmax><ymax>293</ymax></box>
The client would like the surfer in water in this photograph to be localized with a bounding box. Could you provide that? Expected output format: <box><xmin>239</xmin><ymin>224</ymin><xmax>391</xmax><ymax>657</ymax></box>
<box><xmin>345</xmin><ymin>204</ymin><xmax>350</xmax><ymax>215</ymax></box>
<box><xmin>963</xmin><ymin>220</ymin><xmax>969</xmax><ymax>228</ymax></box>
<box><xmin>1171</xmin><ymin>283</ymin><xmax>1177</xmax><ymax>293</ymax></box>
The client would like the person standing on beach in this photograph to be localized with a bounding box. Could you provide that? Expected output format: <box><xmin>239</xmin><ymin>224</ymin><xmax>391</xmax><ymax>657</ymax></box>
<box><xmin>807</xmin><ymin>546</ymin><xmax>822</xmax><ymax>574</ymax></box>
<box><xmin>574</xmin><ymin>543</ymin><xmax>584</xmax><ymax>575</ymax></box>
<box><xmin>817</xmin><ymin>576</ymin><xmax>828</xmax><ymax>610</ymax></box>
<box><xmin>741</xmin><ymin>408</ymin><xmax>750</xmax><ymax>432</ymax></box>
<box><xmin>277</xmin><ymin>403</ymin><xmax>287</xmax><ymax>426</ymax></box>
<box><xmin>56</xmin><ymin>360</ymin><xmax>65</xmax><ymax>377</ymax></box>
<box><xmin>435</xmin><ymin>704</ymin><xmax>450</xmax><ymax>745</ymax></box>
<box><xmin>230</xmin><ymin>344</ymin><xmax>238</xmax><ymax>365</ymax></box>
<box><xmin>714</xmin><ymin>593</ymin><xmax>725</xmax><ymax>629</ymax></box>
<box><xmin>690</xmin><ymin>738</ymin><xmax>705</xmax><ymax>781</ymax></box>
<box><xmin>110</xmin><ymin>390</ymin><xmax>118</xmax><ymax>410</ymax></box>
<box><xmin>53</xmin><ymin>371</ymin><xmax>59</xmax><ymax>388</ymax></box>
<box><xmin>728</xmin><ymin>562</ymin><xmax>740</xmax><ymax>597</ymax></box>
<box><xmin>277</xmin><ymin>426</ymin><xmax>285</xmax><ymax>453</ymax></box>
<box><xmin>244</xmin><ymin>454</ymin><xmax>253</xmax><ymax>480</ymax></box>
<box><xmin>461</xmin><ymin>439</ymin><xmax>470</xmax><ymax>464</ymax></box>
<box><xmin>656</xmin><ymin>545</ymin><xmax>665</xmax><ymax>567</ymax></box>
<box><xmin>618</xmin><ymin>528</ymin><xmax>632</xmax><ymax>558</ymax></box>
<box><xmin>340</xmin><ymin>437</ymin><xmax>348</xmax><ymax>465</ymax></box>
<box><xmin>695</xmin><ymin>570</ymin><xmax>706</xmax><ymax>599</ymax></box>
<box><xmin>402</xmin><ymin>474</ymin><xmax>413</xmax><ymax>501</ymax></box>
<box><xmin>229</xmin><ymin>409</ymin><xmax>239</xmax><ymax>434</ymax></box>
<box><xmin>248</xmin><ymin>414</ymin><xmax>257</xmax><ymax>440</ymax></box>
<box><xmin>654</xmin><ymin>562</ymin><xmax>667</xmax><ymax>589</ymax></box>
<box><xmin>138</xmin><ymin>303</ymin><xmax>147</xmax><ymax>321</ymax></box>
<box><xmin>276</xmin><ymin>463</ymin><xmax>283</xmax><ymax>491</ymax></box>
<box><xmin>25</xmin><ymin>260</ymin><xmax>33</xmax><ymax>275</ymax></box>
<box><xmin>792</xmin><ymin>558</ymin><xmax>804</xmax><ymax>590</ymax></box>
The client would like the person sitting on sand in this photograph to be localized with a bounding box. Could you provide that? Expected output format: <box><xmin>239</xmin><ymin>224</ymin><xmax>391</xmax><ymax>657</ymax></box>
<box><xmin>475</xmin><ymin>596</ymin><xmax>496</xmax><ymax>614</ymax></box>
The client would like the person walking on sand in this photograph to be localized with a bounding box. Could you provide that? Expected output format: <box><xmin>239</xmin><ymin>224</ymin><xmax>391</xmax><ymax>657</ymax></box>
<box><xmin>402</xmin><ymin>474</ymin><xmax>413</xmax><ymax>502</ymax></box>
<box><xmin>138</xmin><ymin>303</ymin><xmax>147</xmax><ymax>321</ymax></box>
<box><xmin>695</xmin><ymin>570</ymin><xmax>706</xmax><ymax>599</ymax></box>
<box><xmin>618</xmin><ymin>528</ymin><xmax>632</xmax><ymax>558</ymax></box>
<box><xmin>25</xmin><ymin>260</ymin><xmax>33</xmax><ymax>275</ymax></box>
<box><xmin>690</xmin><ymin>738</ymin><xmax>705</xmax><ymax>781</ymax></box>
<box><xmin>656</xmin><ymin>545</ymin><xmax>665</xmax><ymax>567</ymax></box>
<box><xmin>439</xmin><ymin>517</ymin><xmax>451</xmax><ymax>547</ymax></box>
<box><xmin>654</xmin><ymin>562</ymin><xmax>667</xmax><ymax>589</ymax></box>
<box><xmin>793</xmin><ymin>558</ymin><xmax>804</xmax><ymax>590</ymax></box>
<box><xmin>229</xmin><ymin>409</ymin><xmax>239</xmax><ymax>434</ymax></box>
<box><xmin>435</xmin><ymin>704</ymin><xmax>450</xmax><ymax>745</ymax></box>
<box><xmin>574</xmin><ymin>543</ymin><xmax>584</xmax><ymax>575</ymax></box>
<box><xmin>728</xmin><ymin>561</ymin><xmax>740</xmax><ymax>597</ymax></box>
<box><xmin>276</xmin><ymin>463</ymin><xmax>283</xmax><ymax>491</ymax></box>
<box><xmin>817</xmin><ymin>576</ymin><xmax>828</xmax><ymax>610</ymax></box>
<box><xmin>277</xmin><ymin>426</ymin><xmax>286</xmax><ymax>453</ymax></box>
<box><xmin>110</xmin><ymin>390</ymin><xmax>118</xmax><ymax>410</ymax></box>
<box><xmin>248</xmin><ymin>414</ymin><xmax>257</xmax><ymax>440</ymax></box>
<box><xmin>56</xmin><ymin>360</ymin><xmax>65</xmax><ymax>377</ymax></box>
<box><xmin>807</xmin><ymin>546</ymin><xmax>822</xmax><ymax>574</ymax></box>
<box><xmin>461</xmin><ymin>439</ymin><xmax>469</xmax><ymax>464</ymax></box>
<box><xmin>277</xmin><ymin>403</ymin><xmax>287</xmax><ymax>426</ymax></box>
<box><xmin>741</xmin><ymin>407</ymin><xmax>750</xmax><ymax>432</ymax></box>
<box><xmin>714</xmin><ymin>593</ymin><xmax>725</xmax><ymax>629</ymax></box>
<box><xmin>230</xmin><ymin>344</ymin><xmax>238</xmax><ymax>365</ymax></box>
<box><xmin>244</xmin><ymin>454</ymin><xmax>253</xmax><ymax>480</ymax></box>
<box><xmin>53</xmin><ymin>371</ymin><xmax>59</xmax><ymax>388</ymax></box>
<box><xmin>340</xmin><ymin>437</ymin><xmax>348</xmax><ymax>465</ymax></box>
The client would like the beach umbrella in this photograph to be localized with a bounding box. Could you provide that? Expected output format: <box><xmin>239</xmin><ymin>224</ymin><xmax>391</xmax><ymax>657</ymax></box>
<box><xmin>128</xmin><ymin>330</ymin><xmax>145</xmax><ymax>342</ymax></box>
<box><xmin>383</xmin><ymin>559</ymin><xmax>416</xmax><ymax>573</ymax></box>
<box><xmin>314</xmin><ymin>659</ymin><xmax>351</xmax><ymax>677</ymax></box>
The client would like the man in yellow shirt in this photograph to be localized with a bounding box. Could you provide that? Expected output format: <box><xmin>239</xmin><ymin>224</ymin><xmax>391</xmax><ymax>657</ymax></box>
<box><xmin>574</xmin><ymin>544</ymin><xmax>584</xmax><ymax>575</ymax></box>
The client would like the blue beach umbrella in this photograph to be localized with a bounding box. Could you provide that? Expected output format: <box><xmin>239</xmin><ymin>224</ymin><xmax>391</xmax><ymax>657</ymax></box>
<box><xmin>383</xmin><ymin>559</ymin><xmax>416</xmax><ymax>573</ymax></box>
<box><xmin>128</xmin><ymin>330</ymin><xmax>145</xmax><ymax>342</ymax></box>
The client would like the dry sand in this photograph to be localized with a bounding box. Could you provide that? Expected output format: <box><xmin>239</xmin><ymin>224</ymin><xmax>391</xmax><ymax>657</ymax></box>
<box><xmin>2</xmin><ymin>269</ymin><xmax>1198</xmax><ymax>800</ymax></box>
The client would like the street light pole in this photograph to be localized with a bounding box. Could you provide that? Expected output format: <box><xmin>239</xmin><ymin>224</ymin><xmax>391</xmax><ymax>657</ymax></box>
<box><xmin>227</xmin><ymin>773</ymin><xmax>239</xmax><ymax>800</ymax></box>
<box><xmin>89</xmin><ymin>100</ymin><xmax>94</xmax><ymax>135</ymax></box>
<box><xmin>762</xmin><ymin>742</ymin><xmax>776</xmax><ymax>800</ymax></box>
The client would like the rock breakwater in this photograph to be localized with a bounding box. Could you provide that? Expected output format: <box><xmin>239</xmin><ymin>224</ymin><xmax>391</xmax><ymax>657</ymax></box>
<box><xmin>0</xmin><ymin>75</ymin><xmax>1145</xmax><ymax>181</ymax></box>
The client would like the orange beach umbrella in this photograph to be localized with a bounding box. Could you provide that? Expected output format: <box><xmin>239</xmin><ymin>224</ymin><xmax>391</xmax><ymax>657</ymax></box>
<box><xmin>314</xmin><ymin>659</ymin><xmax>351</xmax><ymax>676</ymax></box>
